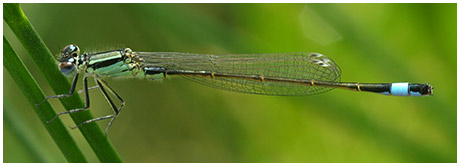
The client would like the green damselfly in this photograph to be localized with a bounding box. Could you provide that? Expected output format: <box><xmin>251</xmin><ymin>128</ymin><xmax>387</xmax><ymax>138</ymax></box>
<box><xmin>37</xmin><ymin>44</ymin><xmax>433</xmax><ymax>133</ymax></box>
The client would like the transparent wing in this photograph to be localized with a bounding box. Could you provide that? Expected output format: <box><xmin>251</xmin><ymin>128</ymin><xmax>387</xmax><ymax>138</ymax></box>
<box><xmin>135</xmin><ymin>52</ymin><xmax>341</xmax><ymax>96</ymax></box>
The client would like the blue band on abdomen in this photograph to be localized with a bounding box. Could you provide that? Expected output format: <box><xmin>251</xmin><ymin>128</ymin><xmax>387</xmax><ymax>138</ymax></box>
<box><xmin>391</xmin><ymin>82</ymin><xmax>409</xmax><ymax>96</ymax></box>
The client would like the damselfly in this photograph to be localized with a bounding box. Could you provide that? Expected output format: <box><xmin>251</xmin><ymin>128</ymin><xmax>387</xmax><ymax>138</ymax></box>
<box><xmin>37</xmin><ymin>44</ymin><xmax>433</xmax><ymax>133</ymax></box>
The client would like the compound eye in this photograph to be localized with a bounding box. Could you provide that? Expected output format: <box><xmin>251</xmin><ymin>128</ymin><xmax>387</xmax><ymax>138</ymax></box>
<box><xmin>59</xmin><ymin>62</ymin><xmax>76</xmax><ymax>75</ymax></box>
<box><xmin>62</xmin><ymin>44</ymin><xmax>80</xmax><ymax>57</ymax></box>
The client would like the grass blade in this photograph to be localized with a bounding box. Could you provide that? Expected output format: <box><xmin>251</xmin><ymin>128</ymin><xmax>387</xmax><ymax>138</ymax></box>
<box><xmin>4</xmin><ymin>3</ymin><xmax>122</xmax><ymax>162</ymax></box>
<box><xmin>4</xmin><ymin>36</ymin><xmax>87</xmax><ymax>162</ymax></box>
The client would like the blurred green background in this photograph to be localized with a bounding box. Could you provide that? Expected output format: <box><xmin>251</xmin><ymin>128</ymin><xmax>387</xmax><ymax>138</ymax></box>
<box><xmin>3</xmin><ymin>3</ymin><xmax>456</xmax><ymax>163</ymax></box>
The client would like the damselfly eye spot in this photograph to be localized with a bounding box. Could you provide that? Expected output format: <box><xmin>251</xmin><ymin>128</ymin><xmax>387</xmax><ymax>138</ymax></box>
<box><xmin>309</xmin><ymin>53</ymin><xmax>323</xmax><ymax>58</ymax></box>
